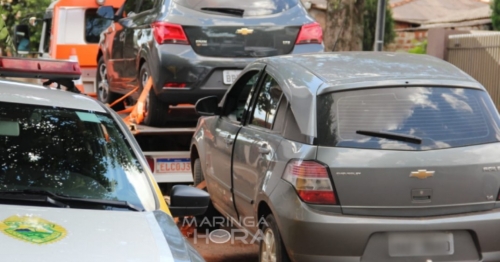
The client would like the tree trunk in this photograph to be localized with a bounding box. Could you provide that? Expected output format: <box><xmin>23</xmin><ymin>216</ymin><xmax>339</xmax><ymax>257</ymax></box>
<box><xmin>324</xmin><ymin>0</ymin><xmax>365</xmax><ymax>52</ymax></box>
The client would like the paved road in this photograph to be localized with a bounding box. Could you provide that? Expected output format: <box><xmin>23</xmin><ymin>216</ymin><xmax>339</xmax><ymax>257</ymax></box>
<box><xmin>183</xmin><ymin>226</ymin><xmax>259</xmax><ymax>262</ymax></box>
<box><xmin>167</xmin><ymin>194</ymin><xmax>259</xmax><ymax>261</ymax></box>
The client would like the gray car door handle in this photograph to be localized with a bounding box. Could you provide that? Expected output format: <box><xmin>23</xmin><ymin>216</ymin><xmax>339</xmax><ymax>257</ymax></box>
<box><xmin>224</xmin><ymin>135</ymin><xmax>233</xmax><ymax>145</ymax></box>
<box><xmin>258</xmin><ymin>144</ymin><xmax>271</xmax><ymax>155</ymax></box>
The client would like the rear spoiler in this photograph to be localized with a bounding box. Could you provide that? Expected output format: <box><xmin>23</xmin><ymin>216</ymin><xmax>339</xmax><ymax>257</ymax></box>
<box><xmin>0</xmin><ymin>56</ymin><xmax>82</xmax><ymax>93</ymax></box>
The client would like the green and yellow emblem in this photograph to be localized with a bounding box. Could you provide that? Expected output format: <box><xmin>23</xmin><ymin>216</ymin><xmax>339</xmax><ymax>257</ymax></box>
<box><xmin>0</xmin><ymin>215</ymin><xmax>67</xmax><ymax>244</ymax></box>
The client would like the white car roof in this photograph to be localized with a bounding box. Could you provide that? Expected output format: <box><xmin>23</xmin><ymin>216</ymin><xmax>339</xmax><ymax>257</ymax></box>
<box><xmin>0</xmin><ymin>79</ymin><xmax>107</xmax><ymax>113</ymax></box>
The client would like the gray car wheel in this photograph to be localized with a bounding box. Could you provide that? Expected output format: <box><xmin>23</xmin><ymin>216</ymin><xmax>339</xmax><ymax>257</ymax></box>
<box><xmin>139</xmin><ymin>63</ymin><xmax>169</xmax><ymax>127</ymax></box>
<box><xmin>192</xmin><ymin>157</ymin><xmax>221</xmax><ymax>230</ymax></box>
<box><xmin>259</xmin><ymin>214</ymin><xmax>290</xmax><ymax>262</ymax></box>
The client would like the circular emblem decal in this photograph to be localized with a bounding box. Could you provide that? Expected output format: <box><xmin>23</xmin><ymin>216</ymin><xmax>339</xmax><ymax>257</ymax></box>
<box><xmin>0</xmin><ymin>215</ymin><xmax>67</xmax><ymax>245</ymax></box>
<box><xmin>209</xmin><ymin>229</ymin><xmax>231</xmax><ymax>244</ymax></box>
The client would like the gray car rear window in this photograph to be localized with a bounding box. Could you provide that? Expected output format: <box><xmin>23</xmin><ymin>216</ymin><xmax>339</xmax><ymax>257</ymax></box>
<box><xmin>173</xmin><ymin>0</ymin><xmax>299</xmax><ymax>16</ymax></box>
<box><xmin>317</xmin><ymin>87</ymin><xmax>500</xmax><ymax>151</ymax></box>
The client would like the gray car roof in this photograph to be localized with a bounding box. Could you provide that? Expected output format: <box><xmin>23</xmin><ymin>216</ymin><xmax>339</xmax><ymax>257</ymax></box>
<box><xmin>0</xmin><ymin>79</ymin><xmax>107</xmax><ymax>113</ymax></box>
<box><xmin>265</xmin><ymin>52</ymin><xmax>480</xmax><ymax>90</ymax></box>
<box><xmin>256</xmin><ymin>52</ymin><xmax>484</xmax><ymax>138</ymax></box>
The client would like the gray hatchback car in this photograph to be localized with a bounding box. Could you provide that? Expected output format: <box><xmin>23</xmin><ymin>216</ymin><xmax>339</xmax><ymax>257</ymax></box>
<box><xmin>190</xmin><ymin>52</ymin><xmax>500</xmax><ymax>262</ymax></box>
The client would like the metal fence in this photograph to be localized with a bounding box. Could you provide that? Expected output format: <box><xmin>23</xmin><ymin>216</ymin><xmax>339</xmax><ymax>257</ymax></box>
<box><xmin>446</xmin><ymin>32</ymin><xmax>500</xmax><ymax>110</ymax></box>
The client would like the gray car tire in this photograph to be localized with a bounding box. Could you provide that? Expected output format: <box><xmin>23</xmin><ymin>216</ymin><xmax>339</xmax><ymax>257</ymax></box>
<box><xmin>259</xmin><ymin>214</ymin><xmax>290</xmax><ymax>262</ymax></box>
<box><xmin>139</xmin><ymin>63</ymin><xmax>169</xmax><ymax>127</ymax></box>
<box><xmin>193</xmin><ymin>158</ymin><xmax>204</xmax><ymax>186</ymax></box>
<box><xmin>192</xmin><ymin>157</ymin><xmax>221</xmax><ymax>230</ymax></box>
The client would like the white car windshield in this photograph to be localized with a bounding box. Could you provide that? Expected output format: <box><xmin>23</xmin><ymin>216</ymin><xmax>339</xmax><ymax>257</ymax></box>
<box><xmin>0</xmin><ymin>102</ymin><xmax>156</xmax><ymax>211</ymax></box>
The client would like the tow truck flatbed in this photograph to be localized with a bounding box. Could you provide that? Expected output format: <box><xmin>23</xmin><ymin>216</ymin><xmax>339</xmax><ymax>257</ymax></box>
<box><xmin>130</xmin><ymin>125</ymin><xmax>196</xmax><ymax>136</ymax></box>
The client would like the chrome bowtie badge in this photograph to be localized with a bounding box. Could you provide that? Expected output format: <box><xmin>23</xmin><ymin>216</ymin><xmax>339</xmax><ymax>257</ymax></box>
<box><xmin>235</xmin><ymin>28</ymin><xmax>254</xmax><ymax>35</ymax></box>
<box><xmin>410</xmin><ymin>169</ymin><xmax>435</xmax><ymax>179</ymax></box>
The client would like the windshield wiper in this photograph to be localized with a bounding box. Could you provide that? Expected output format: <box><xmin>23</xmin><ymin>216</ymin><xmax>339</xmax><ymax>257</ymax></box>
<box><xmin>59</xmin><ymin>197</ymin><xmax>144</xmax><ymax>212</ymax></box>
<box><xmin>0</xmin><ymin>190</ymin><xmax>70</xmax><ymax>208</ymax></box>
<box><xmin>0</xmin><ymin>189</ymin><xmax>143</xmax><ymax>211</ymax></box>
<box><xmin>200</xmin><ymin>7</ymin><xmax>244</xmax><ymax>17</ymax></box>
<box><xmin>356</xmin><ymin>130</ymin><xmax>423</xmax><ymax>144</ymax></box>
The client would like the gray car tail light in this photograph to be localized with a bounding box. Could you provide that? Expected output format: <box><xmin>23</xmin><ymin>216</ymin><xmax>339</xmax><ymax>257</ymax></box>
<box><xmin>151</xmin><ymin>22</ymin><xmax>189</xmax><ymax>45</ymax></box>
<box><xmin>282</xmin><ymin>160</ymin><xmax>338</xmax><ymax>205</ymax></box>
<box><xmin>295</xmin><ymin>22</ymin><xmax>323</xmax><ymax>45</ymax></box>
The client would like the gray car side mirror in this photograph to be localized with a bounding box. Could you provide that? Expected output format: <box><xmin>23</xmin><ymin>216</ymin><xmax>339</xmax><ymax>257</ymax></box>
<box><xmin>169</xmin><ymin>185</ymin><xmax>210</xmax><ymax>217</ymax></box>
<box><xmin>195</xmin><ymin>96</ymin><xmax>221</xmax><ymax>116</ymax></box>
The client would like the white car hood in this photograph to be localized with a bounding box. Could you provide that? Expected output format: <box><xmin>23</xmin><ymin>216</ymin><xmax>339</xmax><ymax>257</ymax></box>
<box><xmin>0</xmin><ymin>204</ymin><xmax>176</xmax><ymax>262</ymax></box>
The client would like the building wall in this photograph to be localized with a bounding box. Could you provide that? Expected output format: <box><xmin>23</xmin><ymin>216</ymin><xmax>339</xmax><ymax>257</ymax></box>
<box><xmin>387</xmin><ymin>29</ymin><xmax>428</xmax><ymax>51</ymax></box>
<box><xmin>446</xmin><ymin>32</ymin><xmax>500</xmax><ymax>111</ymax></box>
<box><xmin>387</xmin><ymin>24</ymin><xmax>491</xmax><ymax>52</ymax></box>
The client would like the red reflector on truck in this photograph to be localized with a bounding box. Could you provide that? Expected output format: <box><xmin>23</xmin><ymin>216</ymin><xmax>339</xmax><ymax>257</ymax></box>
<box><xmin>146</xmin><ymin>156</ymin><xmax>155</xmax><ymax>172</ymax></box>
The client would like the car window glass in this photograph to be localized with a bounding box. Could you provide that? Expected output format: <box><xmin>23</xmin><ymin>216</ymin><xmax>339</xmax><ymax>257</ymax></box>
<box><xmin>123</xmin><ymin>0</ymin><xmax>137</xmax><ymax>16</ymax></box>
<box><xmin>173</xmin><ymin>0</ymin><xmax>299</xmax><ymax>16</ymax></box>
<box><xmin>41</xmin><ymin>18</ymin><xmax>52</xmax><ymax>53</ymax></box>
<box><xmin>138</xmin><ymin>0</ymin><xmax>156</xmax><ymax>13</ymax></box>
<box><xmin>0</xmin><ymin>102</ymin><xmax>157</xmax><ymax>211</ymax></box>
<box><xmin>224</xmin><ymin>71</ymin><xmax>260</xmax><ymax>123</ymax></box>
<box><xmin>251</xmin><ymin>74</ymin><xmax>283</xmax><ymax>129</ymax></box>
<box><xmin>85</xmin><ymin>9</ymin><xmax>113</xmax><ymax>43</ymax></box>
<box><xmin>317</xmin><ymin>87</ymin><xmax>500</xmax><ymax>151</ymax></box>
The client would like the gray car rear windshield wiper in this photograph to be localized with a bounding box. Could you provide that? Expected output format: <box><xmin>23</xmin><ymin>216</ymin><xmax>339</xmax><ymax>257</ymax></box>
<box><xmin>200</xmin><ymin>7</ymin><xmax>244</xmax><ymax>17</ymax></box>
<box><xmin>356</xmin><ymin>130</ymin><xmax>423</xmax><ymax>144</ymax></box>
<box><xmin>0</xmin><ymin>189</ymin><xmax>143</xmax><ymax>211</ymax></box>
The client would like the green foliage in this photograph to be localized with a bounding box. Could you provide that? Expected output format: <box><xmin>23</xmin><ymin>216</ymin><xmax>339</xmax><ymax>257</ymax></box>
<box><xmin>363</xmin><ymin>0</ymin><xmax>396</xmax><ymax>51</ymax></box>
<box><xmin>408</xmin><ymin>39</ymin><xmax>427</xmax><ymax>54</ymax></box>
<box><xmin>493</xmin><ymin>0</ymin><xmax>500</xmax><ymax>31</ymax></box>
<box><xmin>0</xmin><ymin>0</ymin><xmax>52</xmax><ymax>53</ymax></box>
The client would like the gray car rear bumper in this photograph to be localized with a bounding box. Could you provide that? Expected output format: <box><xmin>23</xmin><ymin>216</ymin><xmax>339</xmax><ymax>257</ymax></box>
<box><xmin>270</xmin><ymin>180</ymin><xmax>500</xmax><ymax>262</ymax></box>
<box><xmin>149</xmin><ymin>44</ymin><xmax>324</xmax><ymax>105</ymax></box>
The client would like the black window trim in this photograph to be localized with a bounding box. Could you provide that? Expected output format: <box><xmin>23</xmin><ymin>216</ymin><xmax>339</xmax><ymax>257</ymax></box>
<box><xmin>137</xmin><ymin>0</ymin><xmax>158</xmax><ymax>14</ymax></box>
<box><xmin>84</xmin><ymin>8</ymin><xmax>114</xmax><ymax>44</ymax></box>
<box><xmin>221</xmin><ymin>69</ymin><xmax>265</xmax><ymax>125</ymax></box>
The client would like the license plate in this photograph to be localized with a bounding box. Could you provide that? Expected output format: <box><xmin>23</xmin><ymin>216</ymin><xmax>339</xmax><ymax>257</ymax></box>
<box><xmin>388</xmin><ymin>232</ymin><xmax>454</xmax><ymax>257</ymax></box>
<box><xmin>156</xmin><ymin>158</ymin><xmax>191</xmax><ymax>174</ymax></box>
<box><xmin>222</xmin><ymin>70</ymin><xmax>242</xmax><ymax>85</ymax></box>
